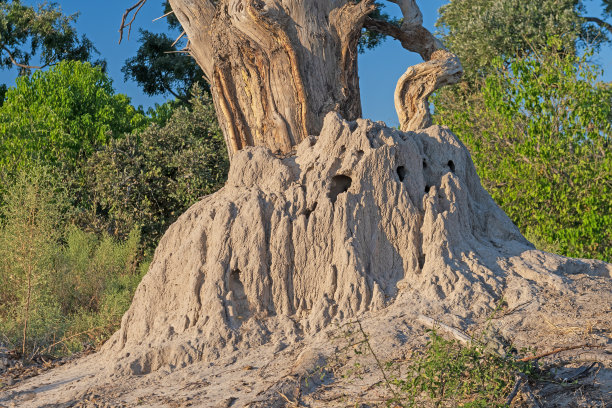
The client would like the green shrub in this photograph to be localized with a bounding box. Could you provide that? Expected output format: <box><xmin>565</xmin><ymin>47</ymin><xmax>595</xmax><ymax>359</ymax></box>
<box><xmin>86</xmin><ymin>86</ymin><xmax>229</xmax><ymax>246</ymax></box>
<box><xmin>53</xmin><ymin>229</ymin><xmax>147</xmax><ymax>354</ymax></box>
<box><xmin>0</xmin><ymin>167</ymin><xmax>147</xmax><ymax>357</ymax></box>
<box><xmin>389</xmin><ymin>330</ymin><xmax>533</xmax><ymax>407</ymax></box>
<box><xmin>0</xmin><ymin>167</ymin><xmax>66</xmax><ymax>356</ymax></box>
<box><xmin>435</xmin><ymin>41</ymin><xmax>612</xmax><ymax>262</ymax></box>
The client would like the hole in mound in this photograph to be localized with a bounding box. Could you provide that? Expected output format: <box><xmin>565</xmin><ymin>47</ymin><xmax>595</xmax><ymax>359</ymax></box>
<box><xmin>302</xmin><ymin>202</ymin><xmax>318</xmax><ymax>219</ymax></box>
<box><xmin>418</xmin><ymin>254</ymin><xmax>426</xmax><ymax>270</ymax></box>
<box><xmin>448</xmin><ymin>160</ymin><xmax>455</xmax><ymax>173</ymax></box>
<box><xmin>229</xmin><ymin>269</ymin><xmax>250</xmax><ymax>319</ymax></box>
<box><xmin>424</xmin><ymin>185</ymin><xmax>431</xmax><ymax>194</ymax></box>
<box><xmin>339</xmin><ymin>145</ymin><xmax>346</xmax><ymax>155</ymax></box>
<box><xmin>422</xmin><ymin>159</ymin><xmax>427</xmax><ymax>169</ymax></box>
<box><xmin>329</xmin><ymin>175</ymin><xmax>352</xmax><ymax>204</ymax></box>
<box><xmin>397</xmin><ymin>166</ymin><xmax>407</xmax><ymax>182</ymax></box>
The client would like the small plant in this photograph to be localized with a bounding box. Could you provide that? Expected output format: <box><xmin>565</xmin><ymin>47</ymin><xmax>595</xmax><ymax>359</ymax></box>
<box><xmin>387</xmin><ymin>329</ymin><xmax>534</xmax><ymax>407</ymax></box>
<box><xmin>329</xmin><ymin>312</ymin><xmax>537</xmax><ymax>407</ymax></box>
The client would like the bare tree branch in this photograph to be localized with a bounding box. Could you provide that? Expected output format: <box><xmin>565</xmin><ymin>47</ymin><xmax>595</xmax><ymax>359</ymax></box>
<box><xmin>395</xmin><ymin>50</ymin><xmax>463</xmax><ymax>131</ymax></box>
<box><xmin>153</xmin><ymin>10</ymin><xmax>174</xmax><ymax>23</ymax></box>
<box><xmin>366</xmin><ymin>1</ymin><xmax>463</xmax><ymax>131</ymax></box>
<box><xmin>384</xmin><ymin>0</ymin><xmax>423</xmax><ymax>28</ymax></box>
<box><xmin>584</xmin><ymin>16</ymin><xmax>612</xmax><ymax>33</ymax></box>
<box><xmin>171</xmin><ymin>31</ymin><xmax>187</xmax><ymax>47</ymax></box>
<box><xmin>363</xmin><ymin>16</ymin><xmax>440</xmax><ymax>60</ymax></box>
<box><xmin>2</xmin><ymin>46</ymin><xmax>51</xmax><ymax>70</ymax></box>
<box><xmin>119</xmin><ymin>0</ymin><xmax>148</xmax><ymax>44</ymax></box>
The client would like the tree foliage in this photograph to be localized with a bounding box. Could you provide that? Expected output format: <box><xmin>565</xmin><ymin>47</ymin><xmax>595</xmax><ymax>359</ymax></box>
<box><xmin>122</xmin><ymin>29</ymin><xmax>207</xmax><ymax>102</ymax></box>
<box><xmin>85</xmin><ymin>87</ymin><xmax>228</xmax><ymax>247</ymax></box>
<box><xmin>0</xmin><ymin>168</ymin><xmax>65</xmax><ymax>356</ymax></box>
<box><xmin>0</xmin><ymin>166</ymin><xmax>146</xmax><ymax>357</ymax></box>
<box><xmin>122</xmin><ymin>1</ymin><xmax>207</xmax><ymax>102</ymax></box>
<box><xmin>0</xmin><ymin>60</ymin><xmax>147</xmax><ymax>177</ymax></box>
<box><xmin>0</xmin><ymin>1</ymin><xmax>101</xmax><ymax>75</ymax></box>
<box><xmin>436</xmin><ymin>0</ymin><xmax>603</xmax><ymax>79</ymax></box>
<box><xmin>436</xmin><ymin>42</ymin><xmax>611</xmax><ymax>261</ymax></box>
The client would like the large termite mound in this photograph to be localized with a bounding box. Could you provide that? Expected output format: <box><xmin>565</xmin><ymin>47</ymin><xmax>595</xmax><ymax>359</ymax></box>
<box><xmin>103</xmin><ymin>112</ymin><xmax>611</xmax><ymax>376</ymax></box>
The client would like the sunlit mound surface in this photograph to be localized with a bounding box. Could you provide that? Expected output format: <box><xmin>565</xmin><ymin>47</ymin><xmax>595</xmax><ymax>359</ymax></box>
<box><xmin>1</xmin><ymin>113</ymin><xmax>610</xmax><ymax>407</ymax></box>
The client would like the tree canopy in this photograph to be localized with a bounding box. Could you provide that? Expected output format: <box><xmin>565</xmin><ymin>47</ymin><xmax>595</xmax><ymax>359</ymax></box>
<box><xmin>0</xmin><ymin>0</ymin><xmax>102</xmax><ymax>102</ymax></box>
<box><xmin>436</xmin><ymin>0</ymin><xmax>612</xmax><ymax>79</ymax></box>
<box><xmin>0</xmin><ymin>60</ymin><xmax>147</xmax><ymax>175</ymax></box>
<box><xmin>122</xmin><ymin>1</ymin><xmax>207</xmax><ymax>103</ymax></box>
<box><xmin>0</xmin><ymin>1</ymin><xmax>101</xmax><ymax>71</ymax></box>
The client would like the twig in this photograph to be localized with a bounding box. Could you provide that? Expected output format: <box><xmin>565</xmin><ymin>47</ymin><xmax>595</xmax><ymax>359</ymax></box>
<box><xmin>505</xmin><ymin>374</ymin><xmax>525</xmax><ymax>406</ymax></box>
<box><xmin>276</xmin><ymin>390</ymin><xmax>297</xmax><ymax>406</ymax></box>
<box><xmin>171</xmin><ymin>31</ymin><xmax>187</xmax><ymax>47</ymax></box>
<box><xmin>39</xmin><ymin>323</ymin><xmax>115</xmax><ymax>356</ymax></box>
<box><xmin>552</xmin><ymin>362</ymin><xmax>600</xmax><ymax>383</ymax></box>
<box><xmin>490</xmin><ymin>300</ymin><xmax>533</xmax><ymax>319</ymax></box>
<box><xmin>516</xmin><ymin>345</ymin><xmax>604</xmax><ymax>362</ymax></box>
<box><xmin>354</xmin><ymin>319</ymin><xmax>401</xmax><ymax>402</ymax></box>
<box><xmin>417</xmin><ymin>315</ymin><xmax>471</xmax><ymax>345</ymax></box>
<box><xmin>153</xmin><ymin>10</ymin><xmax>174</xmax><ymax>22</ymax></box>
<box><xmin>119</xmin><ymin>0</ymin><xmax>148</xmax><ymax>44</ymax></box>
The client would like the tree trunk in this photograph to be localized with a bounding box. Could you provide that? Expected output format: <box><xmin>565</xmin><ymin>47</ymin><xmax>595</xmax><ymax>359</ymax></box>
<box><xmin>166</xmin><ymin>0</ymin><xmax>462</xmax><ymax>157</ymax></box>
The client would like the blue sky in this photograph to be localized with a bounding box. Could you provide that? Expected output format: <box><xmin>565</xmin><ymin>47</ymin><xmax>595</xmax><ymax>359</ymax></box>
<box><xmin>1</xmin><ymin>0</ymin><xmax>610</xmax><ymax>127</ymax></box>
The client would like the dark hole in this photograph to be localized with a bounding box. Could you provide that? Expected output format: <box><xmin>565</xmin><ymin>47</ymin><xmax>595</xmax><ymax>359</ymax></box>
<box><xmin>418</xmin><ymin>254</ymin><xmax>426</xmax><ymax>270</ymax></box>
<box><xmin>302</xmin><ymin>202</ymin><xmax>318</xmax><ymax>219</ymax></box>
<box><xmin>329</xmin><ymin>175</ymin><xmax>352</xmax><ymax>204</ymax></box>
<box><xmin>422</xmin><ymin>159</ymin><xmax>427</xmax><ymax>169</ymax></box>
<box><xmin>424</xmin><ymin>185</ymin><xmax>431</xmax><ymax>194</ymax></box>
<box><xmin>339</xmin><ymin>145</ymin><xmax>346</xmax><ymax>155</ymax></box>
<box><xmin>397</xmin><ymin>166</ymin><xmax>407</xmax><ymax>182</ymax></box>
<box><xmin>448</xmin><ymin>160</ymin><xmax>455</xmax><ymax>173</ymax></box>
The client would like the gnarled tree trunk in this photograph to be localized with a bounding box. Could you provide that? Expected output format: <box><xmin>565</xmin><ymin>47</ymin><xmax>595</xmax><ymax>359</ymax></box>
<box><xmin>163</xmin><ymin>0</ymin><xmax>462</xmax><ymax>157</ymax></box>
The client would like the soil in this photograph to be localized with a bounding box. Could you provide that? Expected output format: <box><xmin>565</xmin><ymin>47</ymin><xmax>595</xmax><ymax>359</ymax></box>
<box><xmin>0</xmin><ymin>114</ymin><xmax>610</xmax><ymax>407</ymax></box>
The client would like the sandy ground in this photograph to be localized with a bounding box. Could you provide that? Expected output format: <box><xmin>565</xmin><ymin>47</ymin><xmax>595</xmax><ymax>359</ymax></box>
<box><xmin>1</xmin><ymin>271</ymin><xmax>610</xmax><ymax>407</ymax></box>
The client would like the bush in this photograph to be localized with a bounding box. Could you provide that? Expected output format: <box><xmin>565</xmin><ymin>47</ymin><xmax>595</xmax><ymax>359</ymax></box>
<box><xmin>86</xmin><ymin>86</ymin><xmax>229</xmax><ymax>246</ymax></box>
<box><xmin>389</xmin><ymin>330</ymin><xmax>534</xmax><ymax>408</ymax></box>
<box><xmin>435</xmin><ymin>41</ymin><xmax>612</xmax><ymax>262</ymax></box>
<box><xmin>51</xmin><ymin>227</ymin><xmax>146</xmax><ymax>354</ymax></box>
<box><xmin>0</xmin><ymin>167</ymin><xmax>146</xmax><ymax>357</ymax></box>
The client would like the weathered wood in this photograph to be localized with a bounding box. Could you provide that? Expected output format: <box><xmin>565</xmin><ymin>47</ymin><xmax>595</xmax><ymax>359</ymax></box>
<box><xmin>363</xmin><ymin>0</ymin><xmax>463</xmax><ymax>132</ymax></box>
<box><xmin>395</xmin><ymin>50</ymin><xmax>463</xmax><ymax>132</ymax></box>
<box><xmin>166</xmin><ymin>0</ymin><xmax>462</xmax><ymax>156</ymax></box>
<box><xmin>168</xmin><ymin>0</ymin><xmax>374</xmax><ymax>157</ymax></box>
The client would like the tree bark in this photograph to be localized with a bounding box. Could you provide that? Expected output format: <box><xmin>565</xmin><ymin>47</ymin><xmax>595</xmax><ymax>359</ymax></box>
<box><xmin>166</xmin><ymin>0</ymin><xmax>462</xmax><ymax>157</ymax></box>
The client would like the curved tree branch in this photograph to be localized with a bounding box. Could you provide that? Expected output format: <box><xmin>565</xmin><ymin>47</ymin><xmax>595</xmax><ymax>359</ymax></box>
<box><xmin>385</xmin><ymin>0</ymin><xmax>423</xmax><ymax>28</ymax></box>
<box><xmin>584</xmin><ymin>16</ymin><xmax>612</xmax><ymax>33</ymax></box>
<box><xmin>2</xmin><ymin>46</ymin><xmax>51</xmax><ymax>70</ymax></box>
<box><xmin>395</xmin><ymin>50</ymin><xmax>463</xmax><ymax>132</ymax></box>
<box><xmin>363</xmin><ymin>16</ymin><xmax>440</xmax><ymax>60</ymax></box>
<box><xmin>366</xmin><ymin>1</ymin><xmax>463</xmax><ymax>131</ymax></box>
